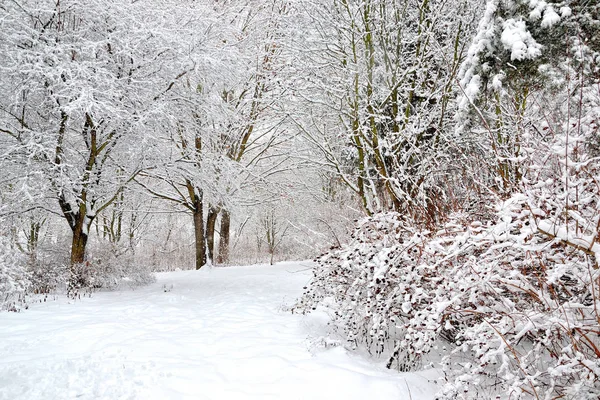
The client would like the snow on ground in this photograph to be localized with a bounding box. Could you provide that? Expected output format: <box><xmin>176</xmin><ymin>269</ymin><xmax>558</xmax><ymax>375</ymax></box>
<box><xmin>0</xmin><ymin>261</ymin><xmax>439</xmax><ymax>400</ymax></box>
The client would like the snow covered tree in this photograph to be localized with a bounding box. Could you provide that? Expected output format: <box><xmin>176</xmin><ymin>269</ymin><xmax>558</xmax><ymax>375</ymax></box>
<box><xmin>290</xmin><ymin>0</ymin><xmax>480</xmax><ymax>223</ymax></box>
<box><xmin>0</xmin><ymin>0</ymin><xmax>197</xmax><ymax>276</ymax></box>
<box><xmin>457</xmin><ymin>0</ymin><xmax>599</xmax><ymax>194</ymax></box>
<box><xmin>136</xmin><ymin>0</ymin><xmax>295</xmax><ymax>269</ymax></box>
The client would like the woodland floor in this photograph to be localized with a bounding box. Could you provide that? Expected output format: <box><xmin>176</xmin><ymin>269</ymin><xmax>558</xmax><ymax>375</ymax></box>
<box><xmin>0</xmin><ymin>261</ymin><xmax>438</xmax><ymax>399</ymax></box>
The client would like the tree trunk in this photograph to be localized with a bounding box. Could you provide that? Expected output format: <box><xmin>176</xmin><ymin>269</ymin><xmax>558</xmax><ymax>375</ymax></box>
<box><xmin>206</xmin><ymin>206</ymin><xmax>219</xmax><ymax>263</ymax></box>
<box><xmin>67</xmin><ymin>208</ymin><xmax>91</xmax><ymax>267</ymax></box>
<box><xmin>67</xmin><ymin>216</ymin><xmax>90</xmax><ymax>293</ymax></box>
<box><xmin>193</xmin><ymin>205</ymin><xmax>206</xmax><ymax>270</ymax></box>
<box><xmin>70</xmin><ymin>228</ymin><xmax>89</xmax><ymax>266</ymax></box>
<box><xmin>217</xmin><ymin>209</ymin><xmax>230</xmax><ymax>264</ymax></box>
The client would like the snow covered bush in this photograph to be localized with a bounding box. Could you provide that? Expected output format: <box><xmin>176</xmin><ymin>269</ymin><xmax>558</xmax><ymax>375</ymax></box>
<box><xmin>0</xmin><ymin>236</ymin><xmax>30</xmax><ymax>311</ymax></box>
<box><xmin>68</xmin><ymin>251</ymin><xmax>155</xmax><ymax>296</ymax></box>
<box><xmin>438</xmin><ymin>198</ymin><xmax>600</xmax><ymax>399</ymax></box>
<box><xmin>296</xmin><ymin>74</ymin><xmax>600</xmax><ymax>396</ymax></box>
<box><xmin>296</xmin><ymin>196</ymin><xmax>599</xmax><ymax>398</ymax></box>
<box><xmin>28</xmin><ymin>259</ymin><xmax>67</xmax><ymax>295</ymax></box>
<box><xmin>294</xmin><ymin>212</ymin><xmax>491</xmax><ymax>370</ymax></box>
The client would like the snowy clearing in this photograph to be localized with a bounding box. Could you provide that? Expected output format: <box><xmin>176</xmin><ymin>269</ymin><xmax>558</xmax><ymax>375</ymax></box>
<box><xmin>0</xmin><ymin>262</ymin><xmax>438</xmax><ymax>400</ymax></box>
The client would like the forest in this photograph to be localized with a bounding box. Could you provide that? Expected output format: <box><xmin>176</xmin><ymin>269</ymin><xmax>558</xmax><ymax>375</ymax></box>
<box><xmin>1</xmin><ymin>0</ymin><xmax>599</xmax><ymax>399</ymax></box>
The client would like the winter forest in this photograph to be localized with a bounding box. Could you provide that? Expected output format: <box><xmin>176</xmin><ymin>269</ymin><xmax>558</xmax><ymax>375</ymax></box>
<box><xmin>0</xmin><ymin>0</ymin><xmax>599</xmax><ymax>399</ymax></box>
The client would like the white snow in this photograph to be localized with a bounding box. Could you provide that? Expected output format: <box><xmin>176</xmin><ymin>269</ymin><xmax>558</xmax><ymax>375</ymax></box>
<box><xmin>0</xmin><ymin>262</ymin><xmax>439</xmax><ymax>400</ymax></box>
<box><xmin>541</xmin><ymin>7</ymin><xmax>561</xmax><ymax>28</ymax></box>
<box><xmin>491</xmin><ymin>73</ymin><xmax>505</xmax><ymax>91</ymax></box>
<box><xmin>459</xmin><ymin>74</ymin><xmax>482</xmax><ymax>110</ymax></box>
<box><xmin>537</xmin><ymin>220</ymin><xmax>600</xmax><ymax>258</ymax></box>
<box><xmin>560</xmin><ymin>6</ymin><xmax>572</xmax><ymax>18</ymax></box>
<box><xmin>501</xmin><ymin>19</ymin><xmax>542</xmax><ymax>61</ymax></box>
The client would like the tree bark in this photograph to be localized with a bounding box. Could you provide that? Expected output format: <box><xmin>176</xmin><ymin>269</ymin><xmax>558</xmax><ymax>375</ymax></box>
<box><xmin>206</xmin><ymin>206</ymin><xmax>219</xmax><ymax>263</ymax></box>
<box><xmin>59</xmin><ymin>195</ymin><xmax>91</xmax><ymax>268</ymax></box>
<box><xmin>193</xmin><ymin>203</ymin><xmax>206</xmax><ymax>270</ymax></box>
<box><xmin>70</xmin><ymin>225</ymin><xmax>88</xmax><ymax>265</ymax></box>
<box><xmin>217</xmin><ymin>209</ymin><xmax>231</xmax><ymax>264</ymax></box>
<box><xmin>67</xmin><ymin>214</ymin><xmax>90</xmax><ymax>293</ymax></box>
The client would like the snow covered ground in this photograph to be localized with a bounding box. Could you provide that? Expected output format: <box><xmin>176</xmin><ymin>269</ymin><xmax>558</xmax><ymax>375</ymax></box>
<box><xmin>0</xmin><ymin>262</ymin><xmax>439</xmax><ymax>400</ymax></box>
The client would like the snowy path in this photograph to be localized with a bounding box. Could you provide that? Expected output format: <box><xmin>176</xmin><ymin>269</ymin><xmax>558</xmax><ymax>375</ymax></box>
<box><xmin>0</xmin><ymin>262</ymin><xmax>438</xmax><ymax>400</ymax></box>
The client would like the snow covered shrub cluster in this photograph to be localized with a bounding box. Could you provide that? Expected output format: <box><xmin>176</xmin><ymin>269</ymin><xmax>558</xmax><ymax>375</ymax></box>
<box><xmin>0</xmin><ymin>236</ymin><xmax>30</xmax><ymax>311</ymax></box>
<box><xmin>438</xmin><ymin>200</ymin><xmax>600</xmax><ymax>399</ymax></box>
<box><xmin>27</xmin><ymin>259</ymin><xmax>67</xmax><ymax>295</ymax></box>
<box><xmin>294</xmin><ymin>213</ymin><xmax>447</xmax><ymax>370</ymax></box>
<box><xmin>296</xmin><ymin>198</ymin><xmax>599</xmax><ymax>398</ymax></box>
<box><xmin>68</xmin><ymin>252</ymin><xmax>155</xmax><ymax>295</ymax></box>
<box><xmin>298</xmin><ymin>5</ymin><xmax>599</xmax><ymax>396</ymax></box>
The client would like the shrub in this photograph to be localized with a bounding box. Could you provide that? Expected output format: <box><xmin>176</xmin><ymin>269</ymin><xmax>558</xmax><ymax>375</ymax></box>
<box><xmin>295</xmin><ymin>203</ymin><xmax>600</xmax><ymax>398</ymax></box>
<box><xmin>68</xmin><ymin>251</ymin><xmax>155</xmax><ymax>297</ymax></box>
<box><xmin>0</xmin><ymin>236</ymin><xmax>30</xmax><ymax>311</ymax></box>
